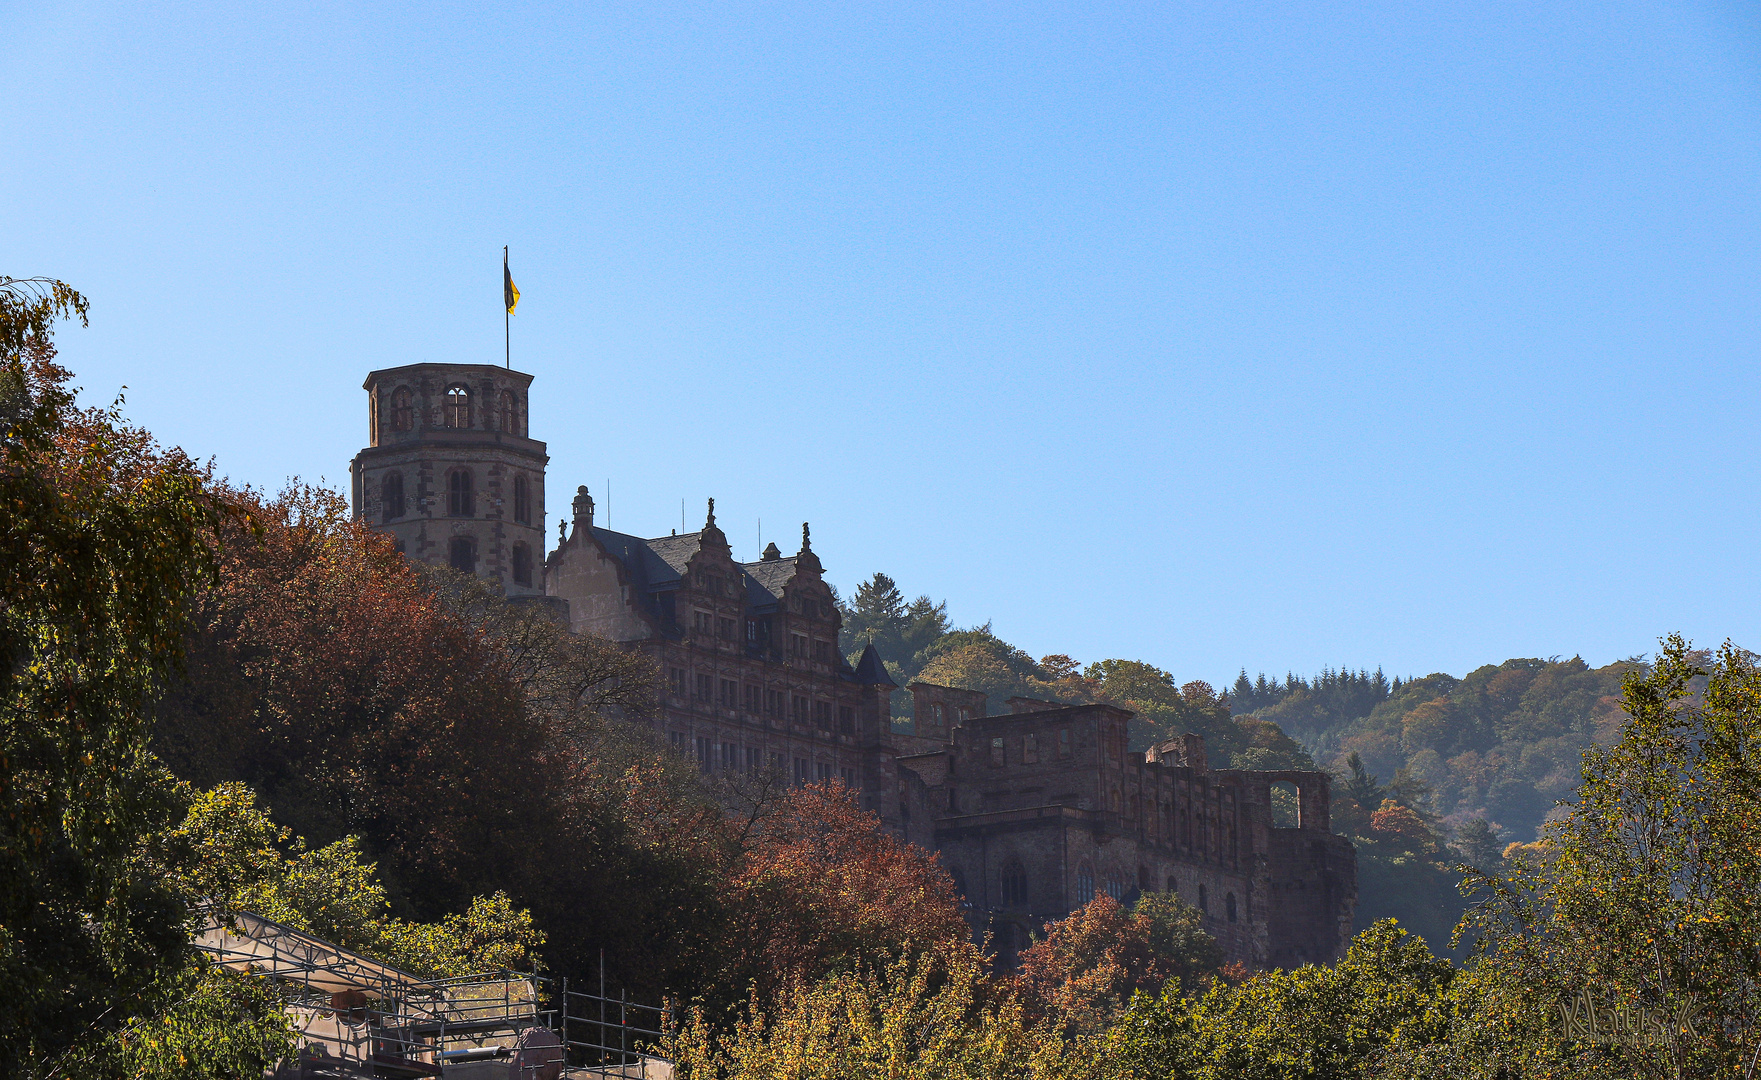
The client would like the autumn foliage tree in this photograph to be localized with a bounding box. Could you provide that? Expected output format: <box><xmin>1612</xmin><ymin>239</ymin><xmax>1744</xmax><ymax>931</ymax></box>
<box><xmin>1014</xmin><ymin>892</ymin><xmax>1224</xmax><ymax>1037</ymax></box>
<box><xmin>717</xmin><ymin>781</ymin><xmax>970</xmax><ymax>1013</ymax></box>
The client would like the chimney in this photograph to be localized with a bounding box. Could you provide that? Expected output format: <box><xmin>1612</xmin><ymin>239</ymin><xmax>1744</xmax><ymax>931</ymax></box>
<box><xmin>573</xmin><ymin>486</ymin><xmax>595</xmax><ymax>530</ymax></box>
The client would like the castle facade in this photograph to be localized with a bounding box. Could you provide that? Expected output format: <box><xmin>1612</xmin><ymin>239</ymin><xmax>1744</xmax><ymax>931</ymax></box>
<box><xmin>350</xmin><ymin>362</ymin><xmax>1356</xmax><ymax>969</ymax></box>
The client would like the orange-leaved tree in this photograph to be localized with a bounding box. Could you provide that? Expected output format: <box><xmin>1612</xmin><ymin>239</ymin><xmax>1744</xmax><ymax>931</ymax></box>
<box><xmin>718</xmin><ymin>781</ymin><xmax>970</xmax><ymax>1015</ymax></box>
<box><xmin>1014</xmin><ymin>891</ymin><xmax>1224</xmax><ymax>1036</ymax></box>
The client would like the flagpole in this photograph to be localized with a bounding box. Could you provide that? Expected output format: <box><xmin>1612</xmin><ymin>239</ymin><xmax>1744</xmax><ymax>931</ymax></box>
<box><xmin>504</xmin><ymin>246</ymin><xmax>510</xmax><ymax>370</ymax></box>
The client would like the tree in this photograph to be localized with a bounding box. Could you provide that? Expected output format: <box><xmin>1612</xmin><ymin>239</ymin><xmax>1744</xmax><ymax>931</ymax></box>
<box><xmin>719</xmin><ymin>782</ymin><xmax>969</xmax><ymax>1013</ymax></box>
<box><xmin>1101</xmin><ymin>919</ymin><xmax>1454</xmax><ymax>1080</ymax></box>
<box><xmin>0</xmin><ymin>279</ymin><xmax>244</xmax><ymax>1073</ymax></box>
<box><xmin>1014</xmin><ymin>892</ymin><xmax>1223</xmax><ymax>1037</ymax></box>
<box><xmin>666</xmin><ymin>948</ymin><xmax>1076</xmax><ymax>1080</ymax></box>
<box><xmin>1454</xmin><ymin>636</ymin><xmax>1761</xmax><ymax>1078</ymax></box>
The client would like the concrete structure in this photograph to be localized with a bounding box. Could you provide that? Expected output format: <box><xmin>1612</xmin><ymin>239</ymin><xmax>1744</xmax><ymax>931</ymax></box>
<box><xmin>350</xmin><ymin>361</ymin><xmax>1357</xmax><ymax>969</ymax></box>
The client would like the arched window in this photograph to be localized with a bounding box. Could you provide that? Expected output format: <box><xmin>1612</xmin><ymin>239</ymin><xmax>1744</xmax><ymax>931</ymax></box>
<box><xmin>1138</xmin><ymin>866</ymin><xmax>1151</xmax><ymax>894</ymax></box>
<box><xmin>1104</xmin><ymin>873</ymin><xmax>1123</xmax><ymax>901</ymax></box>
<box><xmin>1197</xmin><ymin>883</ymin><xmax>1209</xmax><ymax>915</ymax></box>
<box><xmin>512</xmin><ymin>542</ymin><xmax>532</xmax><ymax>587</ymax></box>
<box><xmin>499</xmin><ymin>389</ymin><xmax>518</xmax><ymax>434</ymax></box>
<box><xmin>448</xmin><ymin>537</ymin><xmax>475</xmax><ymax>573</ymax></box>
<box><xmin>949</xmin><ymin>867</ymin><xmax>968</xmax><ymax>898</ymax></box>
<box><xmin>368</xmin><ymin>392</ymin><xmax>379</xmax><ymax>445</ymax></box>
<box><xmin>1001</xmin><ymin>861</ymin><xmax>1027</xmax><ymax>908</ymax></box>
<box><xmin>382</xmin><ymin>473</ymin><xmax>405</xmax><ymax>521</ymax></box>
<box><xmin>932</xmin><ymin>704</ymin><xmax>945</xmax><ymax>728</ymax></box>
<box><xmin>444</xmin><ymin>384</ymin><xmax>471</xmax><ymax>428</ymax></box>
<box><xmin>1166</xmin><ymin>875</ymin><xmax>1178</xmax><ymax>894</ymax></box>
<box><xmin>1075</xmin><ymin>865</ymin><xmax>1095</xmax><ymax>906</ymax></box>
<box><xmin>947</xmin><ymin>787</ymin><xmax>958</xmax><ymax>813</ymax></box>
<box><xmin>391</xmin><ymin>387</ymin><xmax>413</xmax><ymax>432</ymax></box>
<box><xmin>513</xmin><ymin>474</ymin><xmax>530</xmax><ymax>525</ymax></box>
<box><xmin>448</xmin><ymin>469</ymin><xmax>473</xmax><ymax>517</ymax></box>
<box><xmin>1226</xmin><ymin>891</ymin><xmax>1238</xmax><ymax>923</ymax></box>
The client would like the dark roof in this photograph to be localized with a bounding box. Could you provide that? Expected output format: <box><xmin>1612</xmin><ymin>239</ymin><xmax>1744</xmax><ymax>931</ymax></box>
<box><xmin>587</xmin><ymin>527</ymin><xmax>690</xmax><ymax>590</ymax></box>
<box><xmin>742</xmin><ymin>555</ymin><xmax>798</xmax><ymax>600</ymax></box>
<box><xmin>853</xmin><ymin>644</ymin><xmax>897</xmax><ymax>687</ymax></box>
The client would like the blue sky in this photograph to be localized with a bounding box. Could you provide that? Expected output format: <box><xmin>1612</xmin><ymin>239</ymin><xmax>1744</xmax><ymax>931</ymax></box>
<box><xmin>6</xmin><ymin>2</ymin><xmax>1760</xmax><ymax>687</ymax></box>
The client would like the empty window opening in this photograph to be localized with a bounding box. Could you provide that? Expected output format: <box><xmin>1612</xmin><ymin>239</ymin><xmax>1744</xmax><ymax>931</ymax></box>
<box><xmin>511</xmin><ymin>542</ymin><xmax>532</xmax><ymax>587</ymax></box>
<box><xmin>1001</xmin><ymin>862</ymin><xmax>1028</xmax><ymax>908</ymax></box>
<box><xmin>448</xmin><ymin>537</ymin><xmax>475</xmax><ymax>573</ymax></box>
<box><xmin>448</xmin><ymin>470</ymin><xmax>474</xmax><ymax>517</ymax></box>
<box><xmin>1270</xmin><ymin>781</ymin><xmax>1301</xmax><ymax>829</ymax></box>
<box><xmin>513</xmin><ymin>474</ymin><xmax>531</xmax><ymax>525</ymax></box>
<box><xmin>381</xmin><ymin>473</ymin><xmax>405</xmax><ymax>521</ymax></box>
<box><xmin>1226</xmin><ymin>891</ymin><xmax>1238</xmax><ymax>923</ymax></box>
<box><xmin>390</xmin><ymin>387</ymin><xmax>414</xmax><ymax>432</ymax></box>
<box><xmin>444</xmin><ymin>383</ymin><xmax>471</xmax><ymax>428</ymax></box>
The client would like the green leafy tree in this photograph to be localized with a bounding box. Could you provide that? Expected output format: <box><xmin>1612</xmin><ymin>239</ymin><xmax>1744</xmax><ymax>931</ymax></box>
<box><xmin>1450</xmin><ymin>636</ymin><xmax>1761</xmax><ymax>1078</ymax></box>
<box><xmin>0</xmin><ymin>278</ymin><xmax>252</xmax><ymax>1073</ymax></box>
<box><xmin>1101</xmin><ymin>919</ymin><xmax>1454</xmax><ymax>1080</ymax></box>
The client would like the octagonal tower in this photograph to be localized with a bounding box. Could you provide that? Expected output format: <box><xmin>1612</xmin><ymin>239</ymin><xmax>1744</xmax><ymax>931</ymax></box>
<box><xmin>349</xmin><ymin>363</ymin><xmax>548</xmax><ymax>596</ymax></box>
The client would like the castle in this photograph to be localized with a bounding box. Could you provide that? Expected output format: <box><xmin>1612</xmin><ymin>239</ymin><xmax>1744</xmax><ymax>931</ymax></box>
<box><xmin>349</xmin><ymin>362</ymin><xmax>1356</xmax><ymax>969</ymax></box>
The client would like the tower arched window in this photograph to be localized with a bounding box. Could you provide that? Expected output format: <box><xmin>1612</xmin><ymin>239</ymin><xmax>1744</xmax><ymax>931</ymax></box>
<box><xmin>1198</xmin><ymin>883</ymin><xmax>1209</xmax><ymax>915</ymax></box>
<box><xmin>448</xmin><ymin>469</ymin><xmax>474</xmax><ymax>517</ymax></box>
<box><xmin>444</xmin><ymin>384</ymin><xmax>471</xmax><ymax>428</ymax></box>
<box><xmin>1075</xmin><ymin>864</ymin><xmax>1095</xmax><ymax>905</ymax></box>
<box><xmin>1226</xmin><ymin>891</ymin><xmax>1238</xmax><ymax>923</ymax></box>
<box><xmin>369</xmin><ymin>393</ymin><xmax>379</xmax><ymax>445</ymax></box>
<box><xmin>382</xmin><ymin>472</ymin><xmax>404</xmax><ymax>521</ymax></box>
<box><xmin>449</xmin><ymin>536</ymin><xmax>475</xmax><ymax>573</ymax></box>
<box><xmin>1001</xmin><ymin>861</ymin><xmax>1028</xmax><ymax>908</ymax></box>
<box><xmin>391</xmin><ymin>387</ymin><xmax>413</xmax><ymax>432</ymax></box>
<box><xmin>513</xmin><ymin>474</ymin><xmax>530</xmax><ymax>525</ymax></box>
<box><xmin>499</xmin><ymin>389</ymin><xmax>518</xmax><ymax>434</ymax></box>
<box><xmin>512</xmin><ymin>542</ymin><xmax>532</xmax><ymax>587</ymax></box>
<box><xmin>1104</xmin><ymin>873</ymin><xmax>1123</xmax><ymax>901</ymax></box>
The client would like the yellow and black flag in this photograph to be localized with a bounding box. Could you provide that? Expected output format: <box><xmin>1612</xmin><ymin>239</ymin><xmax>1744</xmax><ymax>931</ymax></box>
<box><xmin>503</xmin><ymin>247</ymin><xmax>520</xmax><ymax>314</ymax></box>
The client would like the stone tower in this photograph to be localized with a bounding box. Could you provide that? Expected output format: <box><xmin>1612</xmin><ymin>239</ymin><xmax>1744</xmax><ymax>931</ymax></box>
<box><xmin>349</xmin><ymin>363</ymin><xmax>548</xmax><ymax>596</ymax></box>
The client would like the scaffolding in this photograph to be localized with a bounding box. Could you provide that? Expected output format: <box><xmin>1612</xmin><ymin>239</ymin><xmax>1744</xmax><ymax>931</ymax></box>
<box><xmin>195</xmin><ymin>911</ymin><xmax>666</xmax><ymax>1079</ymax></box>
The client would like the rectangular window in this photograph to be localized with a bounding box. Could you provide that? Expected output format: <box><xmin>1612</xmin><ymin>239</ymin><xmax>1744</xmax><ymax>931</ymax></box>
<box><xmin>722</xmin><ymin>742</ymin><xmax>737</xmax><ymax>770</ymax></box>
<box><xmin>991</xmin><ymin>736</ymin><xmax>1005</xmax><ymax>767</ymax></box>
<box><xmin>1058</xmin><ymin>727</ymin><xmax>1072</xmax><ymax>759</ymax></box>
<box><xmin>838</xmin><ymin>705</ymin><xmax>855</xmax><ymax>735</ymax></box>
<box><xmin>792</xmin><ymin>695</ymin><xmax>809</xmax><ymax>724</ymax></box>
<box><xmin>840</xmin><ymin>767</ymin><xmax>857</xmax><ymax>789</ymax></box>
<box><xmin>694</xmin><ymin>611</ymin><xmax>714</xmax><ymax>636</ymax></box>
<box><xmin>744</xmin><ymin>684</ymin><xmax>762</xmax><ymax>711</ymax></box>
<box><xmin>694</xmin><ymin>736</ymin><xmax>712</xmax><ymax>774</ymax></box>
<box><xmin>747</xmin><ymin>747</ymin><xmax>762</xmax><ymax>773</ymax></box>
<box><xmin>790</xmin><ymin>633</ymin><xmax>808</xmax><ymax>658</ymax></box>
<box><xmin>813</xmin><ymin>639</ymin><xmax>831</xmax><ymax>662</ymax></box>
<box><xmin>817</xmin><ymin>762</ymin><xmax>833</xmax><ymax>783</ymax></box>
<box><xmin>770</xmin><ymin>751</ymin><xmax>786</xmax><ymax>772</ymax></box>
<box><xmin>696</xmin><ymin>673</ymin><xmax>714</xmax><ymax>700</ymax></box>
<box><xmin>1024</xmin><ymin>733</ymin><xmax>1039</xmax><ymax>764</ymax></box>
<box><xmin>670</xmin><ymin>668</ymin><xmax>687</xmax><ymax>697</ymax></box>
<box><xmin>718</xmin><ymin>617</ymin><xmax>736</xmax><ymax>640</ymax></box>
<box><xmin>766</xmin><ymin>688</ymin><xmax>782</xmax><ymax>716</ymax></box>
<box><xmin>669</xmin><ymin>731</ymin><xmax>686</xmax><ymax>750</ymax></box>
<box><xmin>814</xmin><ymin>701</ymin><xmax>832</xmax><ymax>730</ymax></box>
<box><xmin>720</xmin><ymin>679</ymin><xmax>738</xmax><ymax>706</ymax></box>
<box><xmin>794</xmin><ymin>757</ymin><xmax>809</xmax><ymax>786</ymax></box>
